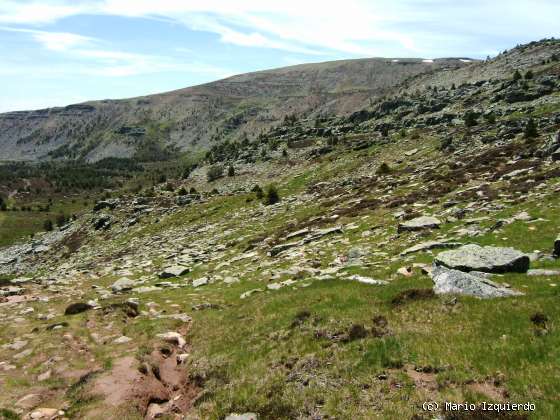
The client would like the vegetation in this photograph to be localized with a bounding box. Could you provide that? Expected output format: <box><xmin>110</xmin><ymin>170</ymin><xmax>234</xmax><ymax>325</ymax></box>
<box><xmin>207</xmin><ymin>165</ymin><xmax>224</xmax><ymax>182</ymax></box>
<box><xmin>263</xmin><ymin>184</ymin><xmax>280</xmax><ymax>205</ymax></box>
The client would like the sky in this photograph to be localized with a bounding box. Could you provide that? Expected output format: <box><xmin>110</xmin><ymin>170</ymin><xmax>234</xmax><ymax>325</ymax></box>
<box><xmin>0</xmin><ymin>1</ymin><xmax>559</xmax><ymax>112</ymax></box>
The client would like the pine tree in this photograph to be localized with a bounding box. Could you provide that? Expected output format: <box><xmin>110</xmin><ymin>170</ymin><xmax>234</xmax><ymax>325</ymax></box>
<box><xmin>513</xmin><ymin>69</ymin><xmax>522</xmax><ymax>81</ymax></box>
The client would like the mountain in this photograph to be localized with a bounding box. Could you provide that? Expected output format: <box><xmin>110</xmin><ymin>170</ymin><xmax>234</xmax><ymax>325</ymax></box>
<box><xmin>0</xmin><ymin>57</ymin><xmax>471</xmax><ymax>162</ymax></box>
<box><xmin>1</xmin><ymin>38</ymin><xmax>560</xmax><ymax>419</ymax></box>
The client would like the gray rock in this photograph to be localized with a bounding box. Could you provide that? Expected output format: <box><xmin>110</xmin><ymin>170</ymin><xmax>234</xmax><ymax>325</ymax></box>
<box><xmin>111</xmin><ymin>277</ymin><xmax>136</xmax><ymax>292</ymax></box>
<box><xmin>400</xmin><ymin>241</ymin><xmax>462</xmax><ymax>256</ymax></box>
<box><xmin>434</xmin><ymin>244</ymin><xmax>530</xmax><ymax>273</ymax></box>
<box><xmin>398</xmin><ymin>216</ymin><xmax>441</xmax><ymax>233</ymax></box>
<box><xmin>432</xmin><ymin>265</ymin><xmax>523</xmax><ymax>298</ymax></box>
<box><xmin>158</xmin><ymin>265</ymin><xmax>190</xmax><ymax>279</ymax></box>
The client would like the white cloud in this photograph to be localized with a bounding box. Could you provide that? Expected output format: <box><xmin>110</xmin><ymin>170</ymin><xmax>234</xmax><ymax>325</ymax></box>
<box><xmin>1</xmin><ymin>0</ymin><xmax>559</xmax><ymax>58</ymax></box>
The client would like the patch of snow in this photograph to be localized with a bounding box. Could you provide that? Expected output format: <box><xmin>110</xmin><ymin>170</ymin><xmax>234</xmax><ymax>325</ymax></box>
<box><xmin>422</xmin><ymin>59</ymin><xmax>434</xmax><ymax>63</ymax></box>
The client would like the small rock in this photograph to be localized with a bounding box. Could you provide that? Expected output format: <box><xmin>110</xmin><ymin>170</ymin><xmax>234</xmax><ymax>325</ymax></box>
<box><xmin>113</xmin><ymin>336</ymin><xmax>132</xmax><ymax>344</ymax></box>
<box><xmin>156</xmin><ymin>332</ymin><xmax>186</xmax><ymax>348</ymax></box>
<box><xmin>192</xmin><ymin>277</ymin><xmax>209</xmax><ymax>287</ymax></box>
<box><xmin>111</xmin><ymin>277</ymin><xmax>136</xmax><ymax>293</ymax></box>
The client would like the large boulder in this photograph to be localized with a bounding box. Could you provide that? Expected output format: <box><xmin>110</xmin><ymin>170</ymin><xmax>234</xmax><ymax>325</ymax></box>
<box><xmin>434</xmin><ymin>244</ymin><xmax>529</xmax><ymax>273</ymax></box>
<box><xmin>398</xmin><ymin>216</ymin><xmax>441</xmax><ymax>233</ymax></box>
<box><xmin>432</xmin><ymin>265</ymin><xmax>523</xmax><ymax>298</ymax></box>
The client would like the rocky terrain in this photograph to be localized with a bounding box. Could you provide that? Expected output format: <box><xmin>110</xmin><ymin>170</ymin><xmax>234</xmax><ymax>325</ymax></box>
<box><xmin>1</xmin><ymin>38</ymin><xmax>560</xmax><ymax>419</ymax></box>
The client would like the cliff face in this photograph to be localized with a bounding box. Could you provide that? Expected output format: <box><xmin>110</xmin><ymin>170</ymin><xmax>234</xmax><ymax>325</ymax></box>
<box><xmin>0</xmin><ymin>57</ymin><xmax>469</xmax><ymax>162</ymax></box>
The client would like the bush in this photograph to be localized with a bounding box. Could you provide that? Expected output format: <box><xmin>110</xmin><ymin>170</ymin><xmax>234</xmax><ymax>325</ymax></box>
<box><xmin>376</xmin><ymin>162</ymin><xmax>391</xmax><ymax>175</ymax></box>
<box><xmin>483</xmin><ymin>112</ymin><xmax>496</xmax><ymax>124</ymax></box>
<box><xmin>263</xmin><ymin>184</ymin><xmax>280</xmax><ymax>205</ymax></box>
<box><xmin>513</xmin><ymin>69</ymin><xmax>522</xmax><ymax>81</ymax></box>
<box><xmin>206</xmin><ymin>165</ymin><xmax>224</xmax><ymax>182</ymax></box>
<box><xmin>252</xmin><ymin>184</ymin><xmax>264</xmax><ymax>199</ymax></box>
<box><xmin>524</xmin><ymin>70</ymin><xmax>534</xmax><ymax>80</ymax></box>
<box><xmin>227</xmin><ymin>165</ymin><xmax>235</xmax><ymax>177</ymax></box>
<box><xmin>55</xmin><ymin>214</ymin><xmax>67</xmax><ymax>227</ymax></box>
<box><xmin>464</xmin><ymin>111</ymin><xmax>478</xmax><ymax>127</ymax></box>
<box><xmin>43</xmin><ymin>219</ymin><xmax>54</xmax><ymax>231</ymax></box>
<box><xmin>524</xmin><ymin>118</ymin><xmax>538</xmax><ymax>139</ymax></box>
<box><xmin>177</xmin><ymin>187</ymin><xmax>188</xmax><ymax>196</ymax></box>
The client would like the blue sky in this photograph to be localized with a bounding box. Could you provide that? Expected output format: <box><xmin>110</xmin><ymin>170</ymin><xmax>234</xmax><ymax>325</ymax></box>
<box><xmin>1</xmin><ymin>0</ymin><xmax>559</xmax><ymax>112</ymax></box>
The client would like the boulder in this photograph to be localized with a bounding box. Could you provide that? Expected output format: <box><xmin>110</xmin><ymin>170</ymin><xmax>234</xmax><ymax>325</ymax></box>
<box><xmin>434</xmin><ymin>244</ymin><xmax>530</xmax><ymax>273</ymax></box>
<box><xmin>432</xmin><ymin>265</ymin><xmax>523</xmax><ymax>298</ymax></box>
<box><xmin>158</xmin><ymin>265</ymin><xmax>190</xmax><ymax>279</ymax></box>
<box><xmin>398</xmin><ymin>216</ymin><xmax>441</xmax><ymax>233</ymax></box>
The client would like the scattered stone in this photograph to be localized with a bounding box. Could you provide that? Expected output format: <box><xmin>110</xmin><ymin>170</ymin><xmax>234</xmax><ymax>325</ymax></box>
<box><xmin>113</xmin><ymin>336</ymin><xmax>132</xmax><ymax>344</ymax></box>
<box><xmin>156</xmin><ymin>332</ymin><xmax>186</xmax><ymax>348</ymax></box>
<box><xmin>398</xmin><ymin>216</ymin><xmax>441</xmax><ymax>233</ymax></box>
<box><xmin>29</xmin><ymin>409</ymin><xmax>56</xmax><ymax>420</ymax></box>
<box><xmin>192</xmin><ymin>277</ymin><xmax>209</xmax><ymax>287</ymax></box>
<box><xmin>158</xmin><ymin>265</ymin><xmax>190</xmax><ymax>279</ymax></box>
<box><xmin>527</xmin><ymin>269</ymin><xmax>560</xmax><ymax>276</ymax></box>
<box><xmin>111</xmin><ymin>277</ymin><xmax>136</xmax><ymax>292</ymax></box>
<box><xmin>347</xmin><ymin>275</ymin><xmax>388</xmax><ymax>285</ymax></box>
<box><xmin>240</xmin><ymin>289</ymin><xmax>264</xmax><ymax>299</ymax></box>
<box><xmin>431</xmin><ymin>265</ymin><xmax>523</xmax><ymax>298</ymax></box>
<box><xmin>225</xmin><ymin>414</ymin><xmax>258</xmax><ymax>420</ymax></box>
<box><xmin>397</xmin><ymin>266</ymin><xmax>413</xmax><ymax>277</ymax></box>
<box><xmin>434</xmin><ymin>244</ymin><xmax>530</xmax><ymax>273</ymax></box>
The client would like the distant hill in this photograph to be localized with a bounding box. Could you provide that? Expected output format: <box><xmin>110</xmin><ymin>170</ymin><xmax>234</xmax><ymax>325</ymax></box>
<box><xmin>0</xmin><ymin>57</ymin><xmax>471</xmax><ymax>162</ymax></box>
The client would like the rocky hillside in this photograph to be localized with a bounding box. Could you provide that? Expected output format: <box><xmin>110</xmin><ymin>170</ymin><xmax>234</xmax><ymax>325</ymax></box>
<box><xmin>1</xmin><ymin>39</ymin><xmax>560</xmax><ymax>419</ymax></box>
<box><xmin>0</xmin><ymin>58</ymin><xmax>469</xmax><ymax>163</ymax></box>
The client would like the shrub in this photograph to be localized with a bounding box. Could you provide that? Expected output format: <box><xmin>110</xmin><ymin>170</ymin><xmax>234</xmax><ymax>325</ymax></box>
<box><xmin>55</xmin><ymin>214</ymin><xmax>67</xmax><ymax>227</ymax></box>
<box><xmin>228</xmin><ymin>165</ymin><xmax>235</xmax><ymax>177</ymax></box>
<box><xmin>376</xmin><ymin>162</ymin><xmax>391</xmax><ymax>175</ymax></box>
<box><xmin>43</xmin><ymin>219</ymin><xmax>54</xmax><ymax>231</ymax></box>
<box><xmin>464</xmin><ymin>110</ymin><xmax>478</xmax><ymax>127</ymax></box>
<box><xmin>252</xmin><ymin>184</ymin><xmax>264</xmax><ymax>199</ymax></box>
<box><xmin>263</xmin><ymin>184</ymin><xmax>280</xmax><ymax>205</ymax></box>
<box><xmin>513</xmin><ymin>69</ymin><xmax>522</xmax><ymax>81</ymax></box>
<box><xmin>524</xmin><ymin>118</ymin><xmax>538</xmax><ymax>139</ymax></box>
<box><xmin>177</xmin><ymin>187</ymin><xmax>188</xmax><ymax>196</ymax></box>
<box><xmin>483</xmin><ymin>112</ymin><xmax>496</xmax><ymax>124</ymax></box>
<box><xmin>524</xmin><ymin>70</ymin><xmax>534</xmax><ymax>80</ymax></box>
<box><xmin>206</xmin><ymin>165</ymin><xmax>224</xmax><ymax>182</ymax></box>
